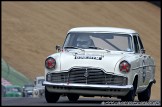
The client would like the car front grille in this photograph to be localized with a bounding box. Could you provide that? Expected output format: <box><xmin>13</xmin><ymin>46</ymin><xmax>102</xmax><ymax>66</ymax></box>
<box><xmin>69</xmin><ymin>68</ymin><xmax>106</xmax><ymax>84</ymax></box>
<box><xmin>47</xmin><ymin>67</ymin><xmax>127</xmax><ymax>86</ymax></box>
<box><xmin>50</xmin><ymin>72</ymin><xmax>68</xmax><ymax>83</ymax></box>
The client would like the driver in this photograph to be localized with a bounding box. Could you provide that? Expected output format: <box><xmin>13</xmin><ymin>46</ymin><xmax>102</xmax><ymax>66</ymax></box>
<box><xmin>76</xmin><ymin>35</ymin><xmax>94</xmax><ymax>48</ymax></box>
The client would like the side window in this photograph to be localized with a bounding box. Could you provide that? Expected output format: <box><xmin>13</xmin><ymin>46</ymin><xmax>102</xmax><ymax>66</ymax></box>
<box><xmin>133</xmin><ymin>36</ymin><xmax>140</xmax><ymax>53</ymax></box>
<box><xmin>137</xmin><ymin>36</ymin><xmax>144</xmax><ymax>50</ymax></box>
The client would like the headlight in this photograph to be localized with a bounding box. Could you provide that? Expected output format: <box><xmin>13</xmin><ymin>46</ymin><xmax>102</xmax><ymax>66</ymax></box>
<box><xmin>45</xmin><ymin>57</ymin><xmax>56</xmax><ymax>69</ymax></box>
<box><xmin>119</xmin><ymin>60</ymin><xmax>131</xmax><ymax>73</ymax></box>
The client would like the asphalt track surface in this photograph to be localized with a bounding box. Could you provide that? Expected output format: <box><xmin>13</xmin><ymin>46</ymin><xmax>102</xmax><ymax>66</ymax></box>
<box><xmin>1</xmin><ymin>97</ymin><xmax>161</xmax><ymax>106</ymax></box>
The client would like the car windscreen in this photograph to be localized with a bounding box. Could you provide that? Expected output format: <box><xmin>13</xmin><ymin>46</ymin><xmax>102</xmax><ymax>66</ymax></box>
<box><xmin>63</xmin><ymin>32</ymin><xmax>133</xmax><ymax>52</ymax></box>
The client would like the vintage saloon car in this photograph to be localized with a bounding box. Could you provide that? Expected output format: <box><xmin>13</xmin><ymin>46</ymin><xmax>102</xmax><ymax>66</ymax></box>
<box><xmin>43</xmin><ymin>27</ymin><xmax>156</xmax><ymax>103</ymax></box>
<box><xmin>32</xmin><ymin>76</ymin><xmax>45</xmax><ymax>97</ymax></box>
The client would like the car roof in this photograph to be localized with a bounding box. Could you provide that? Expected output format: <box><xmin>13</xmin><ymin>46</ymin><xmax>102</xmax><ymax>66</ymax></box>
<box><xmin>68</xmin><ymin>27</ymin><xmax>137</xmax><ymax>34</ymax></box>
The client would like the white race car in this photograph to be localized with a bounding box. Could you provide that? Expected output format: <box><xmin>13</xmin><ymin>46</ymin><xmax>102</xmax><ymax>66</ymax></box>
<box><xmin>43</xmin><ymin>27</ymin><xmax>156</xmax><ymax>103</ymax></box>
<box><xmin>32</xmin><ymin>76</ymin><xmax>45</xmax><ymax>97</ymax></box>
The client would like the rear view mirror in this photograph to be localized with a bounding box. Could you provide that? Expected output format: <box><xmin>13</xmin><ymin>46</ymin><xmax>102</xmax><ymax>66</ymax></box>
<box><xmin>94</xmin><ymin>33</ymin><xmax>114</xmax><ymax>39</ymax></box>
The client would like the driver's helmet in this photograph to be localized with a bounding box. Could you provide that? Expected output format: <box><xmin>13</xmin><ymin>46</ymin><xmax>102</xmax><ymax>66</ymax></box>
<box><xmin>76</xmin><ymin>35</ymin><xmax>92</xmax><ymax>48</ymax></box>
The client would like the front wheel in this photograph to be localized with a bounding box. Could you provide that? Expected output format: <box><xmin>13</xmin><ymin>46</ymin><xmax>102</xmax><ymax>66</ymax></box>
<box><xmin>138</xmin><ymin>84</ymin><xmax>151</xmax><ymax>101</ymax></box>
<box><xmin>121</xmin><ymin>89</ymin><xmax>136</xmax><ymax>101</ymax></box>
<box><xmin>45</xmin><ymin>87</ymin><xmax>60</xmax><ymax>103</ymax></box>
<box><xmin>121</xmin><ymin>78</ymin><xmax>137</xmax><ymax>101</ymax></box>
<box><xmin>67</xmin><ymin>94</ymin><xmax>79</xmax><ymax>102</ymax></box>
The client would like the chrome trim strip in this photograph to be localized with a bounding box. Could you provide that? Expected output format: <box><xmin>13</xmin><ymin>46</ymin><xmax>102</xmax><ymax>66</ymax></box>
<box><xmin>132</xmin><ymin>64</ymin><xmax>155</xmax><ymax>70</ymax></box>
<box><xmin>43</xmin><ymin>81</ymin><xmax>133</xmax><ymax>90</ymax></box>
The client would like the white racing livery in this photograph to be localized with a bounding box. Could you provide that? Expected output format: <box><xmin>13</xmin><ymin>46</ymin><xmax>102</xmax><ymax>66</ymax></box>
<box><xmin>43</xmin><ymin>27</ymin><xmax>156</xmax><ymax>103</ymax></box>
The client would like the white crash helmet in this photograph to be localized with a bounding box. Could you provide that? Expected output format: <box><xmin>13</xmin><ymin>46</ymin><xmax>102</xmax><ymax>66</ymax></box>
<box><xmin>76</xmin><ymin>35</ymin><xmax>92</xmax><ymax>48</ymax></box>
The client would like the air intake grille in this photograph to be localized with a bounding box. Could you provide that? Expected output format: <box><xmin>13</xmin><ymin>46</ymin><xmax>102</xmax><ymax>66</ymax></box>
<box><xmin>47</xmin><ymin>67</ymin><xmax>127</xmax><ymax>85</ymax></box>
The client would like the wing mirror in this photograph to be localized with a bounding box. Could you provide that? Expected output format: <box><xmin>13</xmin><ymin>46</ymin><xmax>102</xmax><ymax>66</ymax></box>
<box><xmin>56</xmin><ymin>45</ymin><xmax>62</xmax><ymax>52</ymax></box>
<box><xmin>140</xmin><ymin>49</ymin><xmax>145</xmax><ymax>54</ymax></box>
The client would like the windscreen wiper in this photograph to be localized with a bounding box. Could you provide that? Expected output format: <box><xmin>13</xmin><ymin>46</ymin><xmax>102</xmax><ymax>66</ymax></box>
<box><xmin>88</xmin><ymin>46</ymin><xmax>110</xmax><ymax>52</ymax></box>
<box><xmin>64</xmin><ymin>46</ymin><xmax>85</xmax><ymax>52</ymax></box>
<box><xmin>64</xmin><ymin>46</ymin><xmax>79</xmax><ymax>49</ymax></box>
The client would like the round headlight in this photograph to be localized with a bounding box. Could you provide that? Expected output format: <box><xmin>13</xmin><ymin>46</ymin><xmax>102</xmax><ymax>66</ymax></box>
<box><xmin>119</xmin><ymin>60</ymin><xmax>131</xmax><ymax>73</ymax></box>
<box><xmin>45</xmin><ymin>57</ymin><xmax>56</xmax><ymax>69</ymax></box>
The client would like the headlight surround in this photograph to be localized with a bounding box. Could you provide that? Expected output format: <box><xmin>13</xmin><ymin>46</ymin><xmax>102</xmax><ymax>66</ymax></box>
<box><xmin>119</xmin><ymin>60</ymin><xmax>131</xmax><ymax>73</ymax></box>
<box><xmin>45</xmin><ymin>57</ymin><xmax>56</xmax><ymax>69</ymax></box>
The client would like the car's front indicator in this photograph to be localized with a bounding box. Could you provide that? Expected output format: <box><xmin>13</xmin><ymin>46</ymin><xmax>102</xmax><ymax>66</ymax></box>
<box><xmin>119</xmin><ymin>60</ymin><xmax>131</xmax><ymax>73</ymax></box>
<box><xmin>45</xmin><ymin>57</ymin><xmax>56</xmax><ymax>69</ymax></box>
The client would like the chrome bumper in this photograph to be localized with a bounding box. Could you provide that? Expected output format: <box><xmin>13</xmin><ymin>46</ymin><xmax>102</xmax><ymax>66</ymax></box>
<box><xmin>43</xmin><ymin>81</ymin><xmax>133</xmax><ymax>96</ymax></box>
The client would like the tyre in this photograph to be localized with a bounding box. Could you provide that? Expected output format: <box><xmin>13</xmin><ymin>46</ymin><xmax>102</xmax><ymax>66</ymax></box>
<box><xmin>121</xmin><ymin>89</ymin><xmax>136</xmax><ymax>101</ymax></box>
<box><xmin>121</xmin><ymin>78</ymin><xmax>137</xmax><ymax>101</ymax></box>
<box><xmin>22</xmin><ymin>92</ymin><xmax>25</xmax><ymax>97</ymax></box>
<box><xmin>45</xmin><ymin>87</ymin><xmax>60</xmax><ymax>103</ymax></box>
<box><xmin>67</xmin><ymin>94</ymin><xmax>79</xmax><ymax>102</ymax></box>
<box><xmin>138</xmin><ymin>84</ymin><xmax>151</xmax><ymax>101</ymax></box>
<box><xmin>33</xmin><ymin>89</ymin><xmax>39</xmax><ymax>97</ymax></box>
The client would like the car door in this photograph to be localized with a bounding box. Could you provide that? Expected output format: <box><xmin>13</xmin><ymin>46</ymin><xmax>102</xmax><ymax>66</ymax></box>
<box><xmin>137</xmin><ymin>36</ymin><xmax>151</xmax><ymax>86</ymax></box>
<box><xmin>132</xmin><ymin>35</ymin><xmax>144</xmax><ymax>87</ymax></box>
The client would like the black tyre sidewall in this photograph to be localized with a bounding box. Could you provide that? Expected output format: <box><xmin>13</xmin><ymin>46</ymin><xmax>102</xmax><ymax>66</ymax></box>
<box><xmin>45</xmin><ymin>87</ymin><xmax>60</xmax><ymax>103</ymax></box>
<box><xmin>121</xmin><ymin>79</ymin><xmax>137</xmax><ymax>101</ymax></box>
<box><xmin>138</xmin><ymin>84</ymin><xmax>151</xmax><ymax>101</ymax></box>
<box><xmin>67</xmin><ymin>94</ymin><xmax>79</xmax><ymax>102</ymax></box>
